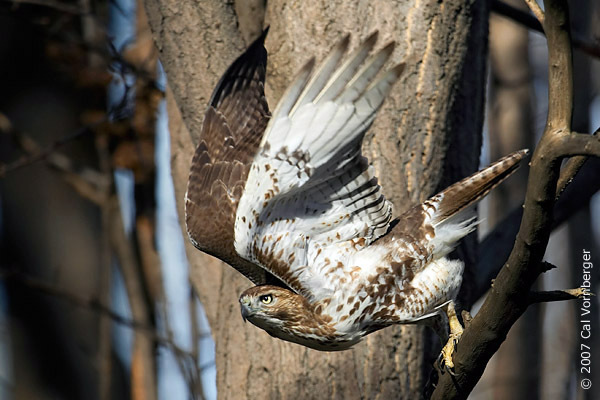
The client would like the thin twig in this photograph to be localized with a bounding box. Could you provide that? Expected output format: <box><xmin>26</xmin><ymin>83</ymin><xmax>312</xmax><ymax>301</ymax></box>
<box><xmin>556</xmin><ymin>156</ymin><xmax>589</xmax><ymax>199</ymax></box>
<box><xmin>492</xmin><ymin>0</ymin><xmax>543</xmax><ymax>32</ymax></box>
<box><xmin>573</xmin><ymin>36</ymin><xmax>600</xmax><ymax>59</ymax></box>
<box><xmin>492</xmin><ymin>0</ymin><xmax>600</xmax><ymax>60</ymax></box>
<box><xmin>0</xmin><ymin>269</ymin><xmax>207</xmax><ymax>359</ymax></box>
<box><xmin>0</xmin><ymin>117</ymin><xmax>110</xmax><ymax>204</ymax></box>
<box><xmin>1</xmin><ymin>270</ymin><xmax>142</xmax><ymax>333</ymax></box>
<box><xmin>471</xmin><ymin>157</ymin><xmax>600</xmax><ymax>305</ymax></box>
<box><xmin>539</xmin><ymin>261</ymin><xmax>558</xmax><ymax>273</ymax></box>
<box><xmin>136</xmin><ymin>216</ymin><xmax>164</xmax><ymax>301</ymax></box>
<box><xmin>96</xmin><ymin>99</ymin><xmax>114</xmax><ymax>400</ymax></box>
<box><xmin>107</xmin><ymin>196</ymin><xmax>158</xmax><ymax>400</ymax></box>
<box><xmin>0</xmin><ymin>112</ymin><xmax>107</xmax><ymax>179</ymax></box>
<box><xmin>98</xmin><ymin>204</ymin><xmax>113</xmax><ymax>400</ymax></box>
<box><xmin>528</xmin><ymin>288</ymin><xmax>592</xmax><ymax>304</ymax></box>
<box><xmin>555</xmin><ymin>128</ymin><xmax>598</xmax><ymax>198</ymax></box>
<box><xmin>524</xmin><ymin>0</ymin><xmax>545</xmax><ymax>25</ymax></box>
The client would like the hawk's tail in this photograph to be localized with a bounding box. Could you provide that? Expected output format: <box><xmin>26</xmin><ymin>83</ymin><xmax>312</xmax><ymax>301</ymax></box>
<box><xmin>407</xmin><ymin>149</ymin><xmax>530</xmax><ymax>259</ymax></box>
<box><xmin>427</xmin><ymin>149</ymin><xmax>529</xmax><ymax>228</ymax></box>
<box><xmin>382</xmin><ymin>149</ymin><xmax>528</xmax><ymax>259</ymax></box>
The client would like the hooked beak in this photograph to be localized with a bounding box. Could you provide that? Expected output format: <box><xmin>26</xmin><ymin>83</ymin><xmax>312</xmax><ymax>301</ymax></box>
<box><xmin>240</xmin><ymin>296</ymin><xmax>251</xmax><ymax>323</ymax></box>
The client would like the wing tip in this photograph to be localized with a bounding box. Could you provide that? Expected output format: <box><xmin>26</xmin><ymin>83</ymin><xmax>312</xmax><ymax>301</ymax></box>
<box><xmin>209</xmin><ymin>27</ymin><xmax>270</xmax><ymax>108</ymax></box>
<box><xmin>365</xmin><ymin>30</ymin><xmax>379</xmax><ymax>46</ymax></box>
<box><xmin>380</xmin><ymin>40</ymin><xmax>396</xmax><ymax>56</ymax></box>
<box><xmin>389</xmin><ymin>62</ymin><xmax>406</xmax><ymax>80</ymax></box>
<box><xmin>261</xmin><ymin>26</ymin><xmax>270</xmax><ymax>41</ymax></box>
<box><xmin>303</xmin><ymin>57</ymin><xmax>317</xmax><ymax>78</ymax></box>
<box><xmin>249</xmin><ymin>25</ymin><xmax>270</xmax><ymax>48</ymax></box>
<box><xmin>517</xmin><ymin>148</ymin><xmax>530</xmax><ymax>158</ymax></box>
<box><xmin>340</xmin><ymin>33</ymin><xmax>351</xmax><ymax>49</ymax></box>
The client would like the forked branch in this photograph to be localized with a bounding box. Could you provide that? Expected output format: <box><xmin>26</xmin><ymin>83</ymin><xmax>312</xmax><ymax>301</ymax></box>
<box><xmin>432</xmin><ymin>0</ymin><xmax>598</xmax><ymax>398</ymax></box>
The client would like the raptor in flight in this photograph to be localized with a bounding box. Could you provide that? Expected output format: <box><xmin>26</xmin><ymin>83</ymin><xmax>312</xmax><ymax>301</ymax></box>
<box><xmin>185</xmin><ymin>28</ymin><xmax>527</xmax><ymax>370</ymax></box>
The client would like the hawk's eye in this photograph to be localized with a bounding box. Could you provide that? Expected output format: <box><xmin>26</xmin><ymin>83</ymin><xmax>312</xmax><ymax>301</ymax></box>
<box><xmin>259</xmin><ymin>294</ymin><xmax>273</xmax><ymax>304</ymax></box>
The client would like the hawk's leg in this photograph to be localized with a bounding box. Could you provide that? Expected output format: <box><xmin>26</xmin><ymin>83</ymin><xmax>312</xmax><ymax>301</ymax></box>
<box><xmin>439</xmin><ymin>301</ymin><xmax>464</xmax><ymax>374</ymax></box>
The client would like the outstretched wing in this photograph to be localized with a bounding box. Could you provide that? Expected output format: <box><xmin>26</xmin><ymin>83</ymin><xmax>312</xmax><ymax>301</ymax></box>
<box><xmin>185</xmin><ymin>28</ymin><xmax>284</xmax><ymax>286</ymax></box>
<box><xmin>234</xmin><ymin>32</ymin><xmax>404</xmax><ymax>298</ymax></box>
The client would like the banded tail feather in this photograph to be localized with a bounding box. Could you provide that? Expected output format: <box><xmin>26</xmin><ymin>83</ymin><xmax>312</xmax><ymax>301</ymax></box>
<box><xmin>429</xmin><ymin>149</ymin><xmax>529</xmax><ymax>227</ymax></box>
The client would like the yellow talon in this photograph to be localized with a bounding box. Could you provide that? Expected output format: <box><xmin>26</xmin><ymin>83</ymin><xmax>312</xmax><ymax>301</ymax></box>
<box><xmin>440</xmin><ymin>301</ymin><xmax>464</xmax><ymax>373</ymax></box>
<box><xmin>441</xmin><ymin>332</ymin><xmax>462</xmax><ymax>371</ymax></box>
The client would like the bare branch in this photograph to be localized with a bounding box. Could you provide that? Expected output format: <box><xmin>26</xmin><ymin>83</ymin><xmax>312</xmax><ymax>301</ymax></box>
<box><xmin>539</xmin><ymin>260</ymin><xmax>558</xmax><ymax>273</ymax></box>
<box><xmin>98</xmin><ymin>204</ymin><xmax>113</xmax><ymax>400</ymax></box>
<box><xmin>492</xmin><ymin>0</ymin><xmax>543</xmax><ymax>32</ymax></box>
<box><xmin>0</xmin><ymin>269</ymin><xmax>212</xmax><ymax>350</ymax></box>
<box><xmin>136</xmin><ymin>216</ymin><xmax>164</xmax><ymax>301</ymax></box>
<box><xmin>492</xmin><ymin>0</ymin><xmax>600</xmax><ymax>60</ymax></box>
<box><xmin>544</xmin><ymin>4</ymin><xmax>573</xmax><ymax>131</ymax></box>
<box><xmin>573</xmin><ymin>36</ymin><xmax>600</xmax><ymax>59</ymax></box>
<box><xmin>471</xmin><ymin>157</ymin><xmax>600</xmax><ymax>305</ymax></box>
<box><xmin>0</xmin><ymin>117</ymin><xmax>110</xmax><ymax>204</ymax></box>
<box><xmin>549</xmin><ymin>132</ymin><xmax>600</xmax><ymax>158</ymax></box>
<box><xmin>0</xmin><ymin>112</ymin><xmax>107</xmax><ymax>179</ymax></box>
<box><xmin>432</xmin><ymin>0</ymin><xmax>580</xmax><ymax>397</ymax></box>
<box><xmin>524</xmin><ymin>0</ymin><xmax>545</xmax><ymax>25</ymax></box>
<box><xmin>528</xmin><ymin>288</ymin><xmax>592</xmax><ymax>304</ymax></box>
<box><xmin>107</xmin><ymin>198</ymin><xmax>159</xmax><ymax>400</ymax></box>
<box><xmin>555</xmin><ymin>130</ymin><xmax>598</xmax><ymax>198</ymax></box>
<box><xmin>556</xmin><ymin>156</ymin><xmax>588</xmax><ymax>199</ymax></box>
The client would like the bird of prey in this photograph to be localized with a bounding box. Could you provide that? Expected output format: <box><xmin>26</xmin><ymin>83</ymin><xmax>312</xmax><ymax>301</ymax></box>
<box><xmin>185</xmin><ymin>28</ymin><xmax>527</xmax><ymax>370</ymax></box>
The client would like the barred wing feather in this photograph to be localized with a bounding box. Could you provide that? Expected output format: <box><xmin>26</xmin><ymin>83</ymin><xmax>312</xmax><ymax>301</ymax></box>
<box><xmin>234</xmin><ymin>33</ymin><xmax>404</xmax><ymax>298</ymax></box>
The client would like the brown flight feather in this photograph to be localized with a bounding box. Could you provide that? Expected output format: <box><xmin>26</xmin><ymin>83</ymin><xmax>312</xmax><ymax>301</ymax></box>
<box><xmin>185</xmin><ymin>28</ymin><xmax>285</xmax><ymax>287</ymax></box>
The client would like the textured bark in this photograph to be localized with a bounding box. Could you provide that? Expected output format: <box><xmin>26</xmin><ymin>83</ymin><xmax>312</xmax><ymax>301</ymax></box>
<box><xmin>144</xmin><ymin>0</ymin><xmax>488</xmax><ymax>397</ymax></box>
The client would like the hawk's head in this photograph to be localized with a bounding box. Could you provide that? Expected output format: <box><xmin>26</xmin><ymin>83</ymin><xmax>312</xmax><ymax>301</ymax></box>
<box><xmin>239</xmin><ymin>285</ymin><xmax>303</xmax><ymax>329</ymax></box>
<box><xmin>238</xmin><ymin>285</ymin><xmax>359</xmax><ymax>351</ymax></box>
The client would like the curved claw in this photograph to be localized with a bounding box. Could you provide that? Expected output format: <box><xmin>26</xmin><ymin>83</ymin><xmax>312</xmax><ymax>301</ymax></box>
<box><xmin>437</xmin><ymin>354</ymin><xmax>456</xmax><ymax>376</ymax></box>
<box><xmin>439</xmin><ymin>331</ymin><xmax>461</xmax><ymax>374</ymax></box>
<box><xmin>437</xmin><ymin>301</ymin><xmax>464</xmax><ymax>375</ymax></box>
<box><xmin>445</xmin><ymin>364</ymin><xmax>457</xmax><ymax>376</ymax></box>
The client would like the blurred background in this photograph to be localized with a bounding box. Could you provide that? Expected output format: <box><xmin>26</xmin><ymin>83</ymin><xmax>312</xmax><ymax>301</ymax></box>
<box><xmin>0</xmin><ymin>0</ymin><xmax>215</xmax><ymax>398</ymax></box>
<box><xmin>0</xmin><ymin>0</ymin><xmax>598</xmax><ymax>399</ymax></box>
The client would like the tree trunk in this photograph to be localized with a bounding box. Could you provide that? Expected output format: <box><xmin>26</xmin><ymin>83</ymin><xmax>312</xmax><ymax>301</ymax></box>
<box><xmin>143</xmin><ymin>0</ymin><xmax>489</xmax><ymax>397</ymax></box>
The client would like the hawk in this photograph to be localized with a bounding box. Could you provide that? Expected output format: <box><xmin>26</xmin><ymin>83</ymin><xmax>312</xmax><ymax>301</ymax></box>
<box><xmin>185</xmin><ymin>28</ymin><xmax>527</xmax><ymax>370</ymax></box>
